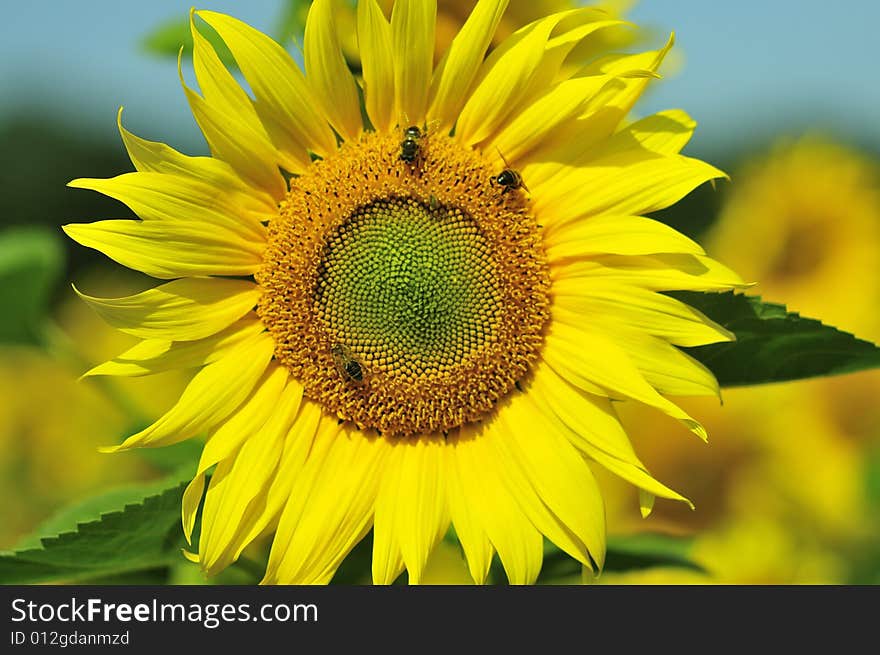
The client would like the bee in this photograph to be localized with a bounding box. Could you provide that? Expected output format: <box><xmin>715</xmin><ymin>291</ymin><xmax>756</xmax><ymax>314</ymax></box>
<box><xmin>399</xmin><ymin>124</ymin><xmax>425</xmax><ymax>163</ymax></box>
<box><xmin>399</xmin><ymin>118</ymin><xmax>440</xmax><ymax>164</ymax></box>
<box><xmin>330</xmin><ymin>343</ymin><xmax>366</xmax><ymax>383</ymax></box>
<box><xmin>493</xmin><ymin>148</ymin><xmax>529</xmax><ymax>195</ymax></box>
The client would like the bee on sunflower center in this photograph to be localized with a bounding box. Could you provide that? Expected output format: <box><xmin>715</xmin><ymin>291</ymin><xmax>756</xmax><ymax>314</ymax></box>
<box><xmin>330</xmin><ymin>342</ymin><xmax>366</xmax><ymax>384</ymax></box>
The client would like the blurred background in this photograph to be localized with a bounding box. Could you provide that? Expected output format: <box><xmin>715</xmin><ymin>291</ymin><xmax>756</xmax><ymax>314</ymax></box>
<box><xmin>1</xmin><ymin>0</ymin><xmax>878</xmax><ymax>584</ymax></box>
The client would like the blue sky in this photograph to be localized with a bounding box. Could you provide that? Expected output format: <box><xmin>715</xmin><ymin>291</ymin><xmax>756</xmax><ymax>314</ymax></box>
<box><xmin>1</xmin><ymin>1</ymin><xmax>877</xmax><ymax>155</ymax></box>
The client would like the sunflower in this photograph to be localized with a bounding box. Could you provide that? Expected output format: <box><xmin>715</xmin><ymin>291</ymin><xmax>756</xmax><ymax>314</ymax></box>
<box><xmin>599</xmin><ymin>136</ymin><xmax>880</xmax><ymax>585</ymax></box>
<box><xmin>64</xmin><ymin>0</ymin><xmax>744</xmax><ymax>584</ymax></box>
<box><xmin>707</xmin><ymin>136</ymin><xmax>880</xmax><ymax>342</ymax></box>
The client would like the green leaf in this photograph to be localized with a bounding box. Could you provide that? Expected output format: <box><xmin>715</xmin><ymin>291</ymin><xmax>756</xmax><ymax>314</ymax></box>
<box><xmin>672</xmin><ymin>291</ymin><xmax>880</xmax><ymax>386</ymax></box>
<box><xmin>0</xmin><ymin>482</ymin><xmax>187</xmax><ymax>584</ymax></box>
<box><xmin>14</xmin><ymin>474</ymin><xmax>191</xmax><ymax>551</ymax></box>
<box><xmin>604</xmin><ymin>533</ymin><xmax>703</xmax><ymax>573</ymax></box>
<box><xmin>0</xmin><ymin>227</ymin><xmax>64</xmax><ymax>344</ymax></box>
<box><xmin>532</xmin><ymin>533</ymin><xmax>702</xmax><ymax>583</ymax></box>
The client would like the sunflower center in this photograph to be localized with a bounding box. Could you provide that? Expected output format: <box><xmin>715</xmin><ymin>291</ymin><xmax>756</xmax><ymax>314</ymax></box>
<box><xmin>257</xmin><ymin>131</ymin><xmax>550</xmax><ymax>436</ymax></box>
<box><xmin>316</xmin><ymin>198</ymin><xmax>501</xmax><ymax>376</ymax></box>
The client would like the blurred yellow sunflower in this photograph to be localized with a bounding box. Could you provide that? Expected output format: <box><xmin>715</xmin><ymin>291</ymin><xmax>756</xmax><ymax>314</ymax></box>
<box><xmin>601</xmin><ymin>381</ymin><xmax>872</xmax><ymax>584</ymax></box>
<box><xmin>707</xmin><ymin>136</ymin><xmax>880</xmax><ymax>341</ymax></box>
<box><xmin>591</xmin><ymin>136</ymin><xmax>880</xmax><ymax>585</ymax></box>
<box><xmin>64</xmin><ymin>0</ymin><xmax>743</xmax><ymax>584</ymax></box>
<box><xmin>0</xmin><ymin>272</ymin><xmax>185</xmax><ymax>548</ymax></box>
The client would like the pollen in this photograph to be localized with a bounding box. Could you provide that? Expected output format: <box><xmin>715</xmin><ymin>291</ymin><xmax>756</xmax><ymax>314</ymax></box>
<box><xmin>257</xmin><ymin>131</ymin><xmax>550</xmax><ymax>436</ymax></box>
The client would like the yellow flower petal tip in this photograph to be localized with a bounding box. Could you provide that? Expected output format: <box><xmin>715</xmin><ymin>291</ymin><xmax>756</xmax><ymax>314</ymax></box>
<box><xmin>96</xmin><ymin>443</ymin><xmax>127</xmax><ymax>455</ymax></box>
<box><xmin>181</xmin><ymin>549</ymin><xmax>200</xmax><ymax>564</ymax></box>
<box><xmin>64</xmin><ymin>2</ymin><xmax>743</xmax><ymax>585</ymax></box>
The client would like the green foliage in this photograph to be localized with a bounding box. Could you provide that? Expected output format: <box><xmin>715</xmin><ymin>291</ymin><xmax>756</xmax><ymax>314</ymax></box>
<box><xmin>0</xmin><ymin>482</ymin><xmax>188</xmax><ymax>584</ymax></box>
<box><xmin>673</xmin><ymin>291</ymin><xmax>880</xmax><ymax>386</ymax></box>
<box><xmin>13</xmin><ymin>479</ymin><xmax>187</xmax><ymax>551</ymax></box>
<box><xmin>604</xmin><ymin>533</ymin><xmax>703</xmax><ymax>573</ymax></box>
<box><xmin>0</xmin><ymin>227</ymin><xmax>64</xmax><ymax>344</ymax></box>
<box><xmin>847</xmin><ymin>447</ymin><xmax>880</xmax><ymax>584</ymax></box>
<box><xmin>140</xmin><ymin>17</ymin><xmax>192</xmax><ymax>58</ymax></box>
<box><xmin>331</xmin><ymin>531</ymin><xmax>373</xmax><ymax>584</ymax></box>
<box><xmin>135</xmin><ymin>439</ymin><xmax>203</xmax><ymax>476</ymax></box>
<box><xmin>536</xmin><ymin>533</ymin><xmax>702</xmax><ymax>583</ymax></box>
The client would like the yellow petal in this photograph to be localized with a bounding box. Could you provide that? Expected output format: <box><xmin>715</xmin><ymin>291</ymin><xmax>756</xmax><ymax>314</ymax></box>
<box><xmin>62</xmin><ymin>219</ymin><xmax>263</xmax><ymax>280</ymax></box>
<box><xmin>451</xmin><ymin>423</ymin><xmax>544</xmax><ymax>584</ymax></box>
<box><xmin>551</xmin><ymin>253</ymin><xmax>748</xmax><ymax>292</ymax></box>
<box><xmin>455</xmin><ymin>11</ymin><xmax>571</xmax><ymax>146</ymax></box>
<box><xmin>357</xmin><ymin>0</ymin><xmax>395</xmax><ymax>133</ymax></box>
<box><xmin>102</xmin><ymin>332</ymin><xmax>275</xmax><ymax>452</ymax></box>
<box><xmin>445</xmin><ymin>440</ymin><xmax>494</xmax><ymax>584</ymax></box>
<box><xmin>264</xmin><ymin>424</ymin><xmax>389</xmax><ymax>584</ymax></box>
<box><xmin>580</xmin><ymin>32</ymin><xmax>675</xmax><ymax>135</ymax></box>
<box><xmin>618</xmin><ymin>109</ymin><xmax>697</xmax><ymax>156</ymax></box>
<box><xmin>532</xmin><ymin>109</ymin><xmax>701</xmax><ymax>190</ymax></box>
<box><xmin>373</xmin><ymin>436</ymin><xmax>448</xmax><ymax>584</ymax></box>
<box><xmin>618</xmin><ymin>332</ymin><xmax>721</xmax><ymax>398</ymax></box>
<box><xmin>503</xmin><ymin>15</ymin><xmax>630</xmax><ymax>159</ymax></box>
<box><xmin>495</xmin><ymin>393</ymin><xmax>606</xmax><ymax>571</ymax></box>
<box><xmin>391</xmin><ymin>0</ymin><xmax>436</xmax><ymax>125</ymax></box>
<box><xmin>531</xmin><ymin>363</ymin><xmax>691</xmax><ymax>507</ymax></box>
<box><xmin>457</xmin><ymin>9</ymin><xmax>618</xmax><ymax>147</ymax></box>
<box><xmin>427</xmin><ymin>0</ymin><xmax>509</xmax><ymax>131</ymax></box>
<box><xmin>556</xmin><ymin>109</ymin><xmax>696</xmax><ymax>179</ymax></box>
<box><xmin>534</xmin><ymin>154</ymin><xmax>726</xmax><ymax>234</ymax></box>
<box><xmin>182</xmin><ymin>364</ymin><xmax>289</xmax><ymax>542</ymax></box>
<box><xmin>233</xmin><ymin>400</ymin><xmax>324</xmax><ymax>557</ymax></box>
<box><xmin>191</xmin><ymin>11</ymin><xmax>258</xmax><ymax>123</ymax></box>
<box><xmin>74</xmin><ymin>278</ymin><xmax>259</xmax><ymax>342</ymax></box>
<box><xmin>544</xmin><ymin>322</ymin><xmax>707</xmax><ymax>440</ymax></box>
<box><xmin>371</xmin><ymin>446</ymin><xmax>405</xmax><ymax>585</ymax></box>
<box><xmin>544</xmin><ymin>214</ymin><xmax>704</xmax><ymax>259</ymax></box>
<box><xmin>490</xmin><ymin>74</ymin><xmax>612</xmax><ymax>164</ymax></box>
<box><xmin>197</xmin><ymin>10</ymin><xmax>338</xmax><ymax>158</ymax></box>
<box><xmin>304</xmin><ymin>0</ymin><xmax>362</xmax><ymax>141</ymax></box>
<box><xmin>116</xmin><ymin>108</ymin><xmax>279</xmax><ymax>211</ymax></box>
<box><xmin>200</xmin><ymin>377</ymin><xmax>303</xmax><ymax>574</ymax></box>
<box><xmin>68</xmin><ymin>171</ymin><xmax>264</xmax><ymax>243</ymax></box>
<box><xmin>536</xmin><ymin>14</ymin><xmax>628</xmax><ymax>91</ymax></box>
<box><xmin>181</xmin><ymin>474</ymin><xmax>207</xmax><ymax>546</ymax></box>
<box><xmin>189</xmin><ymin>13</ymin><xmax>288</xmax><ymax>196</ymax></box>
<box><xmin>525</xmin><ymin>37</ymin><xmax>676</xmax><ymax>168</ymax></box>
<box><xmin>183</xmin><ymin>72</ymin><xmax>307</xmax><ymax>183</ymax></box>
<box><xmin>551</xmin><ymin>278</ymin><xmax>734</xmax><ymax>347</ymax></box>
<box><xmin>84</xmin><ymin>316</ymin><xmax>264</xmax><ymax>378</ymax></box>
<box><xmin>556</xmin><ymin>307</ymin><xmax>720</xmax><ymax>397</ymax></box>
